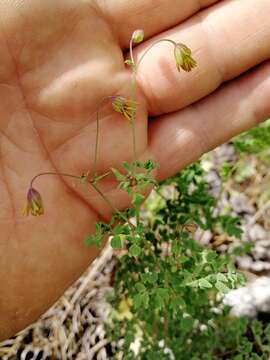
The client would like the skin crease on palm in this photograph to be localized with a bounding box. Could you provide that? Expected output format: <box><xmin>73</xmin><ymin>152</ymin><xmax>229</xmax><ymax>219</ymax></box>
<box><xmin>0</xmin><ymin>0</ymin><xmax>270</xmax><ymax>340</ymax></box>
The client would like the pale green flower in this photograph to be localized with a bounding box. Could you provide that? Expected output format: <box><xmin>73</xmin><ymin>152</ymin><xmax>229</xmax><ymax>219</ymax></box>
<box><xmin>174</xmin><ymin>43</ymin><xmax>197</xmax><ymax>72</ymax></box>
<box><xmin>111</xmin><ymin>96</ymin><xmax>137</xmax><ymax>122</ymax></box>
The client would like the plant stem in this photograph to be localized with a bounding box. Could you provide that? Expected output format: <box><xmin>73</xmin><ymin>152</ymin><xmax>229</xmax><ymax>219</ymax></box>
<box><xmin>129</xmin><ymin>39</ymin><xmax>141</xmax><ymax>227</ymax></box>
<box><xmin>135</xmin><ymin>203</ymin><xmax>140</xmax><ymax>227</ymax></box>
<box><xmin>136</xmin><ymin>39</ymin><xmax>176</xmax><ymax>71</ymax></box>
<box><xmin>131</xmin><ymin>70</ymin><xmax>137</xmax><ymax>166</ymax></box>
<box><xmin>89</xmin><ymin>180</ymin><xmax>135</xmax><ymax>229</ymax></box>
<box><xmin>30</xmin><ymin>172</ymin><xmax>82</xmax><ymax>188</ymax></box>
<box><xmin>93</xmin><ymin>101</ymin><xmax>101</xmax><ymax>179</ymax></box>
<box><xmin>93</xmin><ymin>171</ymin><xmax>111</xmax><ymax>183</ymax></box>
<box><xmin>129</xmin><ymin>38</ymin><xmax>138</xmax><ymax>168</ymax></box>
<box><xmin>92</xmin><ymin>96</ymin><xmax>115</xmax><ymax>179</ymax></box>
<box><xmin>89</xmin><ymin>181</ymin><xmax>116</xmax><ymax>212</ymax></box>
<box><xmin>127</xmin><ymin>38</ymin><xmax>176</xmax><ymax>170</ymax></box>
<box><xmin>30</xmin><ymin>170</ymin><xmax>111</xmax><ymax>189</ymax></box>
<box><xmin>30</xmin><ymin>170</ymin><xmax>134</xmax><ymax>229</ymax></box>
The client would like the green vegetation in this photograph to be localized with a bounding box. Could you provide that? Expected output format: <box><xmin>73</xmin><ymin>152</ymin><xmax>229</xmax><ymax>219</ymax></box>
<box><xmin>105</xmin><ymin>148</ymin><xmax>270</xmax><ymax>359</ymax></box>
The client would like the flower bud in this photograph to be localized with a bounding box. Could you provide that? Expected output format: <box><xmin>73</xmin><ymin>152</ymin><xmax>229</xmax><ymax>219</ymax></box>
<box><xmin>174</xmin><ymin>43</ymin><xmax>197</xmax><ymax>72</ymax></box>
<box><xmin>132</xmin><ymin>29</ymin><xmax>144</xmax><ymax>44</ymax></box>
<box><xmin>23</xmin><ymin>187</ymin><xmax>44</xmax><ymax>216</ymax></box>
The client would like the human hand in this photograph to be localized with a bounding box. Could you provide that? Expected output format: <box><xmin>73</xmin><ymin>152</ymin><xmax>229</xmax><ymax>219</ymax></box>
<box><xmin>0</xmin><ymin>0</ymin><xmax>269</xmax><ymax>339</ymax></box>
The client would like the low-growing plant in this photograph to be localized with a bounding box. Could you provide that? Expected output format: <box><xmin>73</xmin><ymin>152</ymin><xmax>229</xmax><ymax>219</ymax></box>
<box><xmin>233</xmin><ymin>119</ymin><xmax>270</xmax><ymax>155</ymax></box>
<box><xmin>24</xmin><ymin>29</ymin><xmax>270</xmax><ymax>359</ymax></box>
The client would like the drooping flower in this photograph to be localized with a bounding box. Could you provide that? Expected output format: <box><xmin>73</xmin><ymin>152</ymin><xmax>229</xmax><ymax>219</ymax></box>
<box><xmin>131</xmin><ymin>29</ymin><xmax>144</xmax><ymax>44</ymax></box>
<box><xmin>111</xmin><ymin>96</ymin><xmax>137</xmax><ymax>122</ymax></box>
<box><xmin>174</xmin><ymin>43</ymin><xmax>197</xmax><ymax>72</ymax></box>
<box><xmin>23</xmin><ymin>187</ymin><xmax>44</xmax><ymax>216</ymax></box>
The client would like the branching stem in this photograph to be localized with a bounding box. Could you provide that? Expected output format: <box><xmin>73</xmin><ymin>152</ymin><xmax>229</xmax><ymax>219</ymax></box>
<box><xmin>30</xmin><ymin>172</ymin><xmax>82</xmax><ymax>188</ymax></box>
<box><xmin>30</xmin><ymin>171</ymin><xmax>134</xmax><ymax>229</ymax></box>
<box><xmin>88</xmin><ymin>181</ymin><xmax>134</xmax><ymax>228</ymax></box>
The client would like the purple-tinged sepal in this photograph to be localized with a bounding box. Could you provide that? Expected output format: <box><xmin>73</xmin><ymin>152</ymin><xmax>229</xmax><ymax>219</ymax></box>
<box><xmin>23</xmin><ymin>187</ymin><xmax>44</xmax><ymax>216</ymax></box>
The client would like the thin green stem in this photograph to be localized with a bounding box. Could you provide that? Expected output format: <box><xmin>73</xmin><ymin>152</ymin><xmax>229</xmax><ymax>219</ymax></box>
<box><xmin>129</xmin><ymin>39</ymin><xmax>138</xmax><ymax>168</ymax></box>
<box><xmin>129</xmin><ymin>39</ymin><xmax>141</xmax><ymax>227</ymax></box>
<box><xmin>93</xmin><ymin>102</ymin><xmax>100</xmax><ymax>179</ymax></box>
<box><xmin>135</xmin><ymin>202</ymin><xmax>140</xmax><ymax>227</ymax></box>
<box><xmin>93</xmin><ymin>96</ymin><xmax>115</xmax><ymax>179</ymax></box>
<box><xmin>128</xmin><ymin>38</ymin><xmax>176</xmax><ymax>171</ymax></box>
<box><xmin>93</xmin><ymin>171</ymin><xmax>111</xmax><ymax>183</ymax></box>
<box><xmin>89</xmin><ymin>181</ymin><xmax>115</xmax><ymax>212</ymax></box>
<box><xmin>30</xmin><ymin>170</ymin><xmax>111</xmax><ymax>189</ymax></box>
<box><xmin>89</xmin><ymin>181</ymin><xmax>135</xmax><ymax>229</ymax></box>
<box><xmin>129</xmin><ymin>38</ymin><xmax>135</xmax><ymax>65</ymax></box>
<box><xmin>30</xmin><ymin>172</ymin><xmax>81</xmax><ymax>188</ymax></box>
<box><xmin>131</xmin><ymin>69</ymin><xmax>137</xmax><ymax>166</ymax></box>
<box><xmin>136</xmin><ymin>39</ymin><xmax>176</xmax><ymax>71</ymax></box>
<box><xmin>30</xmin><ymin>170</ymin><xmax>134</xmax><ymax>229</ymax></box>
<box><xmin>126</xmin><ymin>39</ymin><xmax>177</xmax><ymax>227</ymax></box>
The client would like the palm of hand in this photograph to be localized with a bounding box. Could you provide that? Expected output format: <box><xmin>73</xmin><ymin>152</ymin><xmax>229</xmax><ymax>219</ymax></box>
<box><xmin>0</xmin><ymin>1</ymin><xmax>149</xmax><ymax>338</ymax></box>
<box><xmin>1</xmin><ymin>0</ymin><xmax>270</xmax><ymax>339</ymax></box>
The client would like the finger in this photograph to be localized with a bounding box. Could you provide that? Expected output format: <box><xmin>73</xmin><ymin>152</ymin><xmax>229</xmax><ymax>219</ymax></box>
<box><xmin>100</xmin><ymin>0</ymin><xmax>220</xmax><ymax>47</ymax></box>
<box><xmin>134</xmin><ymin>0</ymin><xmax>270</xmax><ymax>115</ymax></box>
<box><xmin>149</xmin><ymin>61</ymin><xmax>270</xmax><ymax>180</ymax></box>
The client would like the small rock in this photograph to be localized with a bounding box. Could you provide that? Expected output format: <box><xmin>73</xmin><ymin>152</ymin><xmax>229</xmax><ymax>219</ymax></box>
<box><xmin>224</xmin><ymin>277</ymin><xmax>270</xmax><ymax>318</ymax></box>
